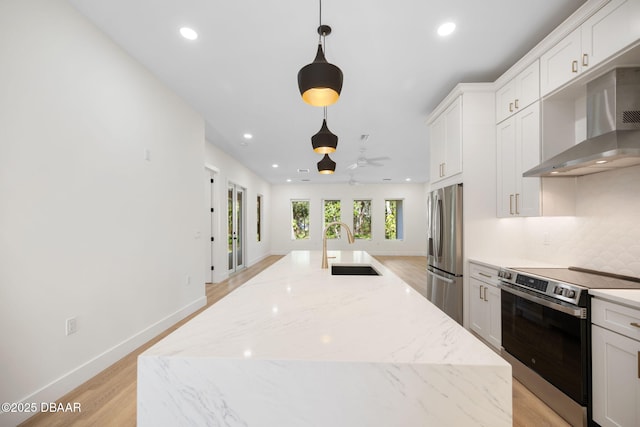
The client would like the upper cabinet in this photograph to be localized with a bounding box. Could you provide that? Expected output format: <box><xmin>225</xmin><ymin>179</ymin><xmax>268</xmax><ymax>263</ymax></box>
<box><xmin>496</xmin><ymin>60</ymin><xmax>540</xmax><ymax>123</ymax></box>
<box><xmin>496</xmin><ymin>101</ymin><xmax>576</xmax><ymax>218</ymax></box>
<box><xmin>427</xmin><ymin>85</ymin><xmax>495</xmax><ymax>190</ymax></box>
<box><xmin>429</xmin><ymin>96</ymin><xmax>462</xmax><ymax>184</ymax></box>
<box><xmin>496</xmin><ymin>103</ymin><xmax>542</xmax><ymax>217</ymax></box>
<box><xmin>541</xmin><ymin>0</ymin><xmax>640</xmax><ymax>96</ymax></box>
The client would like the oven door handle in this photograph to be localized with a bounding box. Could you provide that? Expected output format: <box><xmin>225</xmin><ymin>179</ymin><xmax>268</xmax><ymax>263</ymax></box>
<box><xmin>499</xmin><ymin>283</ymin><xmax>586</xmax><ymax>319</ymax></box>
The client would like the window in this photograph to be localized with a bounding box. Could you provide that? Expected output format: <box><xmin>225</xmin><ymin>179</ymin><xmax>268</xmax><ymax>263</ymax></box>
<box><xmin>323</xmin><ymin>200</ymin><xmax>341</xmax><ymax>239</ymax></box>
<box><xmin>257</xmin><ymin>195</ymin><xmax>262</xmax><ymax>242</ymax></box>
<box><xmin>385</xmin><ymin>199</ymin><xmax>404</xmax><ymax>240</ymax></box>
<box><xmin>291</xmin><ymin>200</ymin><xmax>310</xmax><ymax>239</ymax></box>
<box><xmin>353</xmin><ymin>199</ymin><xmax>372</xmax><ymax>239</ymax></box>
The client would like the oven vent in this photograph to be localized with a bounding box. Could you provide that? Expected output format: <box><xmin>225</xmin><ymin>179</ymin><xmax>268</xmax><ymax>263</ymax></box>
<box><xmin>622</xmin><ymin>110</ymin><xmax>640</xmax><ymax>123</ymax></box>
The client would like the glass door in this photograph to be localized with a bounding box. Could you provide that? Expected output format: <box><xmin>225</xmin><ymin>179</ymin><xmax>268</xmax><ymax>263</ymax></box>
<box><xmin>228</xmin><ymin>183</ymin><xmax>245</xmax><ymax>273</ymax></box>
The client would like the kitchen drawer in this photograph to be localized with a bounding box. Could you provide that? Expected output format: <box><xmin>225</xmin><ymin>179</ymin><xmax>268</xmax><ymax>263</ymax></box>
<box><xmin>592</xmin><ymin>297</ymin><xmax>640</xmax><ymax>341</ymax></box>
<box><xmin>469</xmin><ymin>262</ymin><xmax>500</xmax><ymax>286</ymax></box>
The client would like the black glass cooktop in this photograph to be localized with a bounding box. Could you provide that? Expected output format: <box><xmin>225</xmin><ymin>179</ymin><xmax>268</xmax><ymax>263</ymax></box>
<box><xmin>510</xmin><ymin>267</ymin><xmax>640</xmax><ymax>290</ymax></box>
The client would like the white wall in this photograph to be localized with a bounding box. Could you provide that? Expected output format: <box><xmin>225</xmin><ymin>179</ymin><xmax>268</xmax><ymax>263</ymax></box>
<box><xmin>464</xmin><ymin>164</ymin><xmax>640</xmax><ymax>278</ymax></box>
<box><xmin>521</xmin><ymin>165</ymin><xmax>640</xmax><ymax>277</ymax></box>
<box><xmin>204</xmin><ymin>142</ymin><xmax>272</xmax><ymax>282</ymax></box>
<box><xmin>0</xmin><ymin>0</ymin><xmax>206</xmax><ymax>423</ymax></box>
<box><xmin>270</xmin><ymin>183</ymin><xmax>428</xmax><ymax>256</ymax></box>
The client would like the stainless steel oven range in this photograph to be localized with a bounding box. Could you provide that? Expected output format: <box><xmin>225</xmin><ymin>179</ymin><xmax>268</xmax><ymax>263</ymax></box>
<box><xmin>498</xmin><ymin>266</ymin><xmax>640</xmax><ymax>427</ymax></box>
<box><xmin>498</xmin><ymin>267</ymin><xmax>588</xmax><ymax>426</ymax></box>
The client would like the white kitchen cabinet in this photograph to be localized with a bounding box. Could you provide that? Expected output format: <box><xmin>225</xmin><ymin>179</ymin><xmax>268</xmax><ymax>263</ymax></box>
<box><xmin>541</xmin><ymin>0</ymin><xmax>640</xmax><ymax>96</ymax></box>
<box><xmin>496</xmin><ymin>102</ymin><xmax>541</xmax><ymax>217</ymax></box>
<box><xmin>592</xmin><ymin>297</ymin><xmax>640</xmax><ymax>427</ymax></box>
<box><xmin>468</xmin><ymin>262</ymin><xmax>501</xmax><ymax>349</ymax></box>
<box><xmin>429</xmin><ymin>96</ymin><xmax>462</xmax><ymax>184</ymax></box>
<box><xmin>496</xmin><ymin>60</ymin><xmax>540</xmax><ymax>123</ymax></box>
<box><xmin>582</xmin><ymin>0</ymin><xmax>640</xmax><ymax>71</ymax></box>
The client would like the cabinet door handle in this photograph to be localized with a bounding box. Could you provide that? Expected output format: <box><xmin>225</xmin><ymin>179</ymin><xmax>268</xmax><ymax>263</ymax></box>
<box><xmin>572</xmin><ymin>60</ymin><xmax>578</xmax><ymax>73</ymax></box>
<box><xmin>509</xmin><ymin>194</ymin><xmax>514</xmax><ymax>215</ymax></box>
<box><xmin>483</xmin><ymin>286</ymin><xmax>488</xmax><ymax>302</ymax></box>
<box><xmin>631</xmin><ymin>322</ymin><xmax>640</xmax><ymax>328</ymax></box>
<box><xmin>515</xmin><ymin>193</ymin><xmax>520</xmax><ymax>215</ymax></box>
<box><xmin>480</xmin><ymin>285</ymin><xmax>484</xmax><ymax>300</ymax></box>
<box><xmin>509</xmin><ymin>102</ymin><xmax>514</xmax><ymax>113</ymax></box>
<box><xmin>514</xmin><ymin>99</ymin><xmax>519</xmax><ymax>109</ymax></box>
<box><xmin>478</xmin><ymin>272</ymin><xmax>492</xmax><ymax>279</ymax></box>
<box><xmin>582</xmin><ymin>53</ymin><xmax>589</xmax><ymax>67</ymax></box>
<box><xmin>638</xmin><ymin>351</ymin><xmax>640</xmax><ymax>379</ymax></box>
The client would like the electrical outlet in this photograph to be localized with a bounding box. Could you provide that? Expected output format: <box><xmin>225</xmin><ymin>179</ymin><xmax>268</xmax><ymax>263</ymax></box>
<box><xmin>66</xmin><ymin>317</ymin><xmax>77</xmax><ymax>336</ymax></box>
<box><xmin>543</xmin><ymin>232</ymin><xmax>550</xmax><ymax>246</ymax></box>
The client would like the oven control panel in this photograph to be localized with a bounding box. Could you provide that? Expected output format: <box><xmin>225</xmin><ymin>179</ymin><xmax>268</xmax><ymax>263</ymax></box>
<box><xmin>498</xmin><ymin>268</ymin><xmax>585</xmax><ymax>306</ymax></box>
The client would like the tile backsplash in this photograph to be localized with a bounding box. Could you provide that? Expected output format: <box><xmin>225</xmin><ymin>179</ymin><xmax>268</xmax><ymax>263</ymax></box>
<box><xmin>524</xmin><ymin>165</ymin><xmax>640</xmax><ymax>278</ymax></box>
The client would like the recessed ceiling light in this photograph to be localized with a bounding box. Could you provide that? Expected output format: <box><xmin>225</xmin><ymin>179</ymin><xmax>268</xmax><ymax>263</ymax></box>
<box><xmin>179</xmin><ymin>27</ymin><xmax>198</xmax><ymax>41</ymax></box>
<box><xmin>243</xmin><ymin>133</ymin><xmax>253</xmax><ymax>140</ymax></box>
<box><xmin>405</xmin><ymin>178</ymin><xmax>411</xmax><ymax>182</ymax></box>
<box><xmin>272</xmin><ymin>164</ymin><xmax>279</xmax><ymax>168</ymax></box>
<box><xmin>551</xmin><ymin>171</ymin><xmax>560</xmax><ymax>174</ymax></box>
<box><xmin>437</xmin><ymin>22</ymin><xmax>456</xmax><ymax>37</ymax></box>
<box><xmin>286</xmin><ymin>178</ymin><xmax>292</xmax><ymax>182</ymax></box>
<box><xmin>595</xmin><ymin>160</ymin><xmax>608</xmax><ymax>164</ymax></box>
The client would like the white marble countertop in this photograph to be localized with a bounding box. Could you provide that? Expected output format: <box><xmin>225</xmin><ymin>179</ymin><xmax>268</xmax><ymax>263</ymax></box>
<box><xmin>144</xmin><ymin>250</ymin><xmax>508</xmax><ymax>366</ymax></box>
<box><xmin>590</xmin><ymin>289</ymin><xmax>640</xmax><ymax>309</ymax></box>
<box><xmin>138</xmin><ymin>250</ymin><xmax>511</xmax><ymax>426</ymax></box>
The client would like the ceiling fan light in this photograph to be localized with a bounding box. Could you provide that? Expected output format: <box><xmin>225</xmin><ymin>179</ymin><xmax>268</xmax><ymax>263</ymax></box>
<box><xmin>317</xmin><ymin>154</ymin><xmax>336</xmax><ymax>174</ymax></box>
<box><xmin>311</xmin><ymin>119</ymin><xmax>338</xmax><ymax>154</ymax></box>
<box><xmin>298</xmin><ymin>42</ymin><xmax>343</xmax><ymax>107</ymax></box>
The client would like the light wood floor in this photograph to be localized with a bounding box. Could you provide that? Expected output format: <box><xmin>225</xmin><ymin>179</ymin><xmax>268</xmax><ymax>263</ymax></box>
<box><xmin>21</xmin><ymin>255</ymin><xmax>569</xmax><ymax>427</ymax></box>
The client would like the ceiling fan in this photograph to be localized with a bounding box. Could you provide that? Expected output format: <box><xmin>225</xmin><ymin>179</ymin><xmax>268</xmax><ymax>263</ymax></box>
<box><xmin>348</xmin><ymin>173</ymin><xmax>361</xmax><ymax>186</ymax></box>
<box><xmin>346</xmin><ymin>149</ymin><xmax>390</xmax><ymax>170</ymax></box>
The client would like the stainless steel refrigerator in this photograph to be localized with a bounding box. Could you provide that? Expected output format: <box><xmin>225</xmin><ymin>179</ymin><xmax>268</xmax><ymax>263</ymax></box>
<box><xmin>426</xmin><ymin>183</ymin><xmax>463</xmax><ymax>324</ymax></box>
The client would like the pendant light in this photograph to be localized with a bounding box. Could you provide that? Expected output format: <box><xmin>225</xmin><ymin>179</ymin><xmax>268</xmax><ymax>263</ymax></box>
<box><xmin>311</xmin><ymin>107</ymin><xmax>338</xmax><ymax>154</ymax></box>
<box><xmin>317</xmin><ymin>154</ymin><xmax>336</xmax><ymax>174</ymax></box>
<box><xmin>297</xmin><ymin>1</ymin><xmax>343</xmax><ymax>107</ymax></box>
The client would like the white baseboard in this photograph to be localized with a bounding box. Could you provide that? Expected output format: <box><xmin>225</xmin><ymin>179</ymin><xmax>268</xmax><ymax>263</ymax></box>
<box><xmin>210</xmin><ymin>252</ymin><xmax>275</xmax><ymax>284</ymax></box>
<box><xmin>2</xmin><ymin>296</ymin><xmax>206</xmax><ymax>426</ymax></box>
<box><xmin>247</xmin><ymin>252</ymin><xmax>271</xmax><ymax>267</ymax></box>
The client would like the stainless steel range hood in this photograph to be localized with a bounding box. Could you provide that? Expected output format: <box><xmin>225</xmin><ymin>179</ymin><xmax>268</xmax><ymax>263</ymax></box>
<box><xmin>524</xmin><ymin>68</ymin><xmax>640</xmax><ymax>177</ymax></box>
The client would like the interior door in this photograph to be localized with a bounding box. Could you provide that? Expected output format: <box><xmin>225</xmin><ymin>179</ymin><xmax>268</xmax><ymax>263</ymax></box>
<box><xmin>207</xmin><ymin>170</ymin><xmax>216</xmax><ymax>283</ymax></box>
<box><xmin>228</xmin><ymin>183</ymin><xmax>245</xmax><ymax>273</ymax></box>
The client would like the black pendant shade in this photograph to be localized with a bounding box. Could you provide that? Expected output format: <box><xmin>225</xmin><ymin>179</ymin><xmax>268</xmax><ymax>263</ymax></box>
<box><xmin>298</xmin><ymin>28</ymin><xmax>343</xmax><ymax>107</ymax></box>
<box><xmin>317</xmin><ymin>154</ymin><xmax>336</xmax><ymax>174</ymax></box>
<box><xmin>311</xmin><ymin>118</ymin><xmax>338</xmax><ymax>154</ymax></box>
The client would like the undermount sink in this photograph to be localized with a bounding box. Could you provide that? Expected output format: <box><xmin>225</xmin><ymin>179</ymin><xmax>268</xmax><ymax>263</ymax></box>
<box><xmin>330</xmin><ymin>264</ymin><xmax>381</xmax><ymax>276</ymax></box>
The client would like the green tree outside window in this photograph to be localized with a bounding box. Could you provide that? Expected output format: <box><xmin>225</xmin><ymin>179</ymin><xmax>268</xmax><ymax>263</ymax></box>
<box><xmin>353</xmin><ymin>200</ymin><xmax>372</xmax><ymax>239</ymax></box>
<box><xmin>291</xmin><ymin>200</ymin><xmax>310</xmax><ymax>239</ymax></box>
<box><xmin>323</xmin><ymin>200</ymin><xmax>341</xmax><ymax>239</ymax></box>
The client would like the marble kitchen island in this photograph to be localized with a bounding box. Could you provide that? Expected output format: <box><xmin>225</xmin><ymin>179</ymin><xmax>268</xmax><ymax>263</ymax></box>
<box><xmin>138</xmin><ymin>251</ymin><xmax>511</xmax><ymax>426</ymax></box>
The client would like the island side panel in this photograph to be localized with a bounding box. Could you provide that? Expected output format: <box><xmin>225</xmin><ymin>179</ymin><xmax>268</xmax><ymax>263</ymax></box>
<box><xmin>138</xmin><ymin>356</ymin><xmax>512</xmax><ymax>427</ymax></box>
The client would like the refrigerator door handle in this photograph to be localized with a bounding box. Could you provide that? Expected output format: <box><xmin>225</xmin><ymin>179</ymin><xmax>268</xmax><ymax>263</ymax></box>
<box><xmin>436</xmin><ymin>197</ymin><xmax>444</xmax><ymax>258</ymax></box>
<box><xmin>427</xmin><ymin>269</ymin><xmax>454</xmax><ymax>284</ymax></box>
